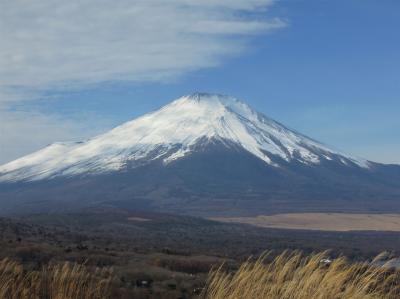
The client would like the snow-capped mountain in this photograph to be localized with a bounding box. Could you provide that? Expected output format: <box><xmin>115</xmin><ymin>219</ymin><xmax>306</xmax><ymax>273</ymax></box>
<box><xmin>0</xmin><ymin>93</ymin><xmax>399</xmax><ymax>216</ymax></box>
<box><xmin>0</xmin><ymin>93</ymin><xmax>368</xmax><ymax>182</ymax></box>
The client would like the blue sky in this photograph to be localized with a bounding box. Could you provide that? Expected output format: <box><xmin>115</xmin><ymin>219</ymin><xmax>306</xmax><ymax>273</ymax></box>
<box><xmin>1</xmin><ymin>0</ymin><xmax>399</xmax><ymax>164</ymax></box>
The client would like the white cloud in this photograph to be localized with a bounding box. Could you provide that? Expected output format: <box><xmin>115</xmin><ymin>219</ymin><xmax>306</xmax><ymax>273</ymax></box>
<box><xmin>0</xmin><ymin>0</ymin><xmax>284</xmax><ymax>164</ymax></box>
<box><xmin>0</xmin><ymin>0</ymin><xmax>284</xmax><ymax>103</ymax></box>
<box><xmin>0</xmin><ymin>107</ymin><xmax>112</xmax><ymax>165</ymax></box>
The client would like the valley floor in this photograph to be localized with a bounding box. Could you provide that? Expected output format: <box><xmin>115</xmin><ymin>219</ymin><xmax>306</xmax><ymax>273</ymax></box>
<box><xmin>212</xmin><ymin>213</ymin><xmax>400</xmax><ymax>231</ymax></box>
<box><xmin>1</xmin><ymin>210</ymin><xmax>400</xmax><ymax>298</ymax></box>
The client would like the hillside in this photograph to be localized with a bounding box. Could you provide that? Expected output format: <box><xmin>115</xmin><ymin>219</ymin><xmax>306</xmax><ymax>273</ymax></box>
<box><xmin>0</xmin><ymin>93</ymin><xmax>399</xmax><ymax>216</ymax></box>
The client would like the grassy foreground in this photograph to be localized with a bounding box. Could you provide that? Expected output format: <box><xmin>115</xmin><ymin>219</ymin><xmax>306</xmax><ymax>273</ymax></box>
<box><xmin>1</xmin><ymin>252</ymin><xmax>399</xmax><ymax>298</ymax></box>
<box><xmin>202</xmin><ymin>251</ymin><xmax>400</xmax><ymax>299</ymax></box>
<box><xmin>0</xmin><ymin>259</ymin><xmax>112</xmax><ymax>299</ymax></box>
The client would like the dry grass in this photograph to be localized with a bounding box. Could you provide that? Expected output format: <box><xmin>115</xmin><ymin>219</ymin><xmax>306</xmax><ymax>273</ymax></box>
<box><xmin>202</xmin><ymin>251</ymin><xmax>400</xmax><ymax>299</ymax></box>
<box><xmin>0</xmin><ymin>259</ymin><xmax>112</xmax><ymax>299</ymax></box>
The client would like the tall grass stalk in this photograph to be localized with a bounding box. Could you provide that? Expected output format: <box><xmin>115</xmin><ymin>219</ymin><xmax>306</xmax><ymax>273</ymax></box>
<box><xmin>202</xmin><ymin>251</ymin><xmax>400</xmax><ymax>299</ymax></box>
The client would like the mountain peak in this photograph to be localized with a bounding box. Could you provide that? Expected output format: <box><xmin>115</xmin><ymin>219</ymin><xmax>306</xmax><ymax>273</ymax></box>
<box><xmin>170</xmin><ymin>93</ymin><xmax>257</xmax><ymax>122</ymax></box>
<box><xmin>185</xmin><ymin>92</ymin><xmax>232</xmax><ymax>101</ymax></box>
<box><xmin>174</xmin><ymin>92</ymin><xmax>241</xmax><ymax>107</ymax></box>
<box><xmin>0</xmin><ymin>93</ymin><xmax>369</xmax><ymax>182</ymax></box>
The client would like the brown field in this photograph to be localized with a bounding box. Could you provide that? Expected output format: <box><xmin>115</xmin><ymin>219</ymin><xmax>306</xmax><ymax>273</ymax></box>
<box><xmin>212</xmin><ymin>213</ymin><xmax>400</xmax><ymax>231</ymax></box>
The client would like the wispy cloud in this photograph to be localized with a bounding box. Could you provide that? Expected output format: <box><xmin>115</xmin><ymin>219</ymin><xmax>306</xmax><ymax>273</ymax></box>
<box><xmin>0</xmin><ymin>0</ymin><xmax>284</xmax><ymax>103</ymax></box>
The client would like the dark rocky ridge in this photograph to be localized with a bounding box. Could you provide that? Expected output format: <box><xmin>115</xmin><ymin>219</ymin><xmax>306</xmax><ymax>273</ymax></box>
<box><xmin>1</xmin><ymin>138</ymin><xmax>399</xmax><ymax>216</ymax></box>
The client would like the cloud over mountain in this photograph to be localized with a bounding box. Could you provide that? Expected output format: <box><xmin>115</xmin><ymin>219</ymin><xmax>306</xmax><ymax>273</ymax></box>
<box><xmin>0</xmin><ymin>0</ymin><xmax>284</xmax><ymax>164</ymax></box>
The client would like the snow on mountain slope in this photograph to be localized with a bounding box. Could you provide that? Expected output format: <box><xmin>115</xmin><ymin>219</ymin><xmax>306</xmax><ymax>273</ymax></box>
<box><xmin>0</xmin><ymin>93</ymin><xmax>369</xmax><ymax>182</ymax></box>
